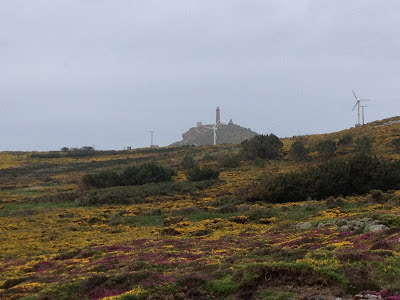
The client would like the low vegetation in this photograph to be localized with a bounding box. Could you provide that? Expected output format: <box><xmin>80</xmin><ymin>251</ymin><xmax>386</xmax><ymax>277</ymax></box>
<box><xmin>242</xmin><ymin>154</ymin><xmax>400</xmax><ymax>203</ymax></box>
<box><xmin>2</xmin><ymin>116</ymin><xmax>400</xmax><ymax>299</ymax></box>
<box><xmin>82</xmin><ymin>163</ymin><xmax>175</xmax><ymax>188</ymax></box>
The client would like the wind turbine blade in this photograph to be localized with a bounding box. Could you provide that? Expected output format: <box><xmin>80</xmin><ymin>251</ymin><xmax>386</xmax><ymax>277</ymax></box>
<box><xmin>360</xmin><ymin>99</ymin><xmax>372</xmax><ymax>101</ymax></box>
<box><xmin>352</xmin><ymin>90</ymin><xmax>358</xmax><ymax>99</ymax></box>
<box><xmin>352</xmin><ymin>101</ymin><xmax>358</xmax><ymax>111</ymax></box>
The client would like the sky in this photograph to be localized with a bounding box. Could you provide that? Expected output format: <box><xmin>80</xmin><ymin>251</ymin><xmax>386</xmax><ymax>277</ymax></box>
<box><xmin>1</xmin><ymin>0</ymin><xmax>400</xmax><ymax>151</ymax></box>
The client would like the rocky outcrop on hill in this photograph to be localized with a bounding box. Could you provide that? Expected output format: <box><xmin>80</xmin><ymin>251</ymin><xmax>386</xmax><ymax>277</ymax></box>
<box><xmin>173</xmin><ymin>123</ymin><xmax>258</xmax><ymax>146</ymax></box>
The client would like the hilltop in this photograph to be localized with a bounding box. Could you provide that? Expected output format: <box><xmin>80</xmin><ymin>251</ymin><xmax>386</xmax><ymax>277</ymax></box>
<box><xmin>172</xmin><ymin>122</ymin><xmax>258</xmax><ymax>146</ymax></box>
<box><xmin>1</xmin><ymin>116</ymin><xmax>400</xmax><ymax>299</ymax></box>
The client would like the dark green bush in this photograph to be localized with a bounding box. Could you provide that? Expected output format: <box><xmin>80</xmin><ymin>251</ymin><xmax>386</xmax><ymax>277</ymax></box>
<box><xmin>182</xmin><ymin>155</ymin><xmax>197</xmax><ymax>170</ymax></box>
<box><xmin>316</xmin><ymin>139</ymin><xmax>337</xmax><ymax>159</ymax></box>
<box><xmin>245</xmin><ymin>207</ymin><xmax>276</xmax><ymax>222</ymax></box>
<box><xmin>338</xmin><ymin>134</ymin><xmax>353</xmax><ymax>146</ymax></box>
<box><xmin>390</xmin><ymin>138</ymin><xmax>400</xmax><ymax>154</ymax></box>
<box><xmin>219</xmin><ymin>155</ymin><xmax>241</xmax><ymax>168</ymax></box>
<box><xmin>187</xmin><ymin>166</ymin><xmax>220</xmax><ymax>181</ymax></box>
<box><xmin>253</xmin><ymin>157</ymin><xmax>266</xmax><ymax>167</ymax></box>
<box><xmin>75</xmin><ymin>181</ymin><xmax>212</xmax><ymax>206</ymax></box>
<box><xmin>241</xmin><ymin>154</ymin><xmax>400</xmax><ymax>203</ymax></box>
<box><xmin>326</xmin><ymin>196</ymin><xmax>345</xmax><ymax>209</ymax></box>
<box><xmin>66</xmin><ymin>147</ymin><xmax>97</xmax><ymax>157</ymax></box>
<box><xmin>289</xmin><ymin>140</ymin><xmax>308</xmax><ymax>161</ymax></box>
<box><xmin>30</xmin><ymin>152</ymin><xmax>63</xmax><ymax>158</ymax></box>
<box><xmin>82</xmin><ymin>163</ymin><xmax>174</xmax><ymax>188</ymax></box>
<box><xmin>82</xmin><ymin>169</ymin><xmax>121</xmax><ymax>188</ymax></box>
<box><xmin>240</xmin><ymin>134</ymin><xmax>283</xmax><ymax>160</ymax></box>
<box><xmin>355</xmin><ymin>136</ymin><xmax>373</xmax><ymax>154</ymax></box>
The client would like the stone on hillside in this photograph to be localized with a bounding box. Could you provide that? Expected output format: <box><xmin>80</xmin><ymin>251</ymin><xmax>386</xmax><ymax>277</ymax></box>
<box><xmin>337</xmin><ymin>219</ymin><xmax>348</xmax><ymax>227</ymax></box>
<box><xmin>296</xmin><ymin>222</ymin><xmax>312</xmax><ymax>230</ymax></box>
<box><xmin>365</xmin><ymin>224</ymin><xmax>388</xmax><ymax>232</ymax></box>
<box><xmin>339</xmin><ymin>225</ymin><xmax>350</xmax><ymax>232</ymax></box>
<box><xmin>360</xmin><ymin>217</ymin><xmax>374</xmax><ymax>224</ymax></box>
<box><xmin>350</xmin><ymin>220</ymin><xmax>362</xmax><ymax>227</ymax></box>
<box><xmin>317</xmin><ymin>222</ymin><xmax>336</xmax><ymax>228</ymax></box>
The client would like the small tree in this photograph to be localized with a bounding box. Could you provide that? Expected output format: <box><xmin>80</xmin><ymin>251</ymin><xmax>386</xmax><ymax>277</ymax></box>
<box><xmin>338</xmin><ymin>134</ymin><xmax>353</xmax><ymax>147</ymax></box>
<box><xmin>182</xmin><ymin>155</ymin><xmax>196</xmax><ymax>170</ymax></box>
<box><xmin>289</xmin><ymin>140</ymin><xmax>308</xmax><ymax>161</ymax></box>
<box><xmin>355</xmin><ymin>136</ymin><xmax>373</xmax><ymax>154</ymax></box>
<box><xmin>317</xmin><ymin>139</ymin><xmax>337</xmax><ymax>159</ymax></box>
<box><xmin>219</xmin><ymin>155</ymin><xmax>241</xmax><ymax>168</ymax></box>
<box><xmin>240</xmin><ymin>134</ymin><xmax>283</xmax><ymax>160</ymax></box>
<box><xmin>187</xmin><ymin>166</ymin><xmax>220</xmax><ymax>181</ymax></box>
<box><xmin>61</xmin><ymin>147</ymin><xmax>70</xmax><ymax>152</ymax></box>
<box><xmin>390</xmin><ymin>138</ymin><xmax>400</xmax><ymax>154</ymax></box>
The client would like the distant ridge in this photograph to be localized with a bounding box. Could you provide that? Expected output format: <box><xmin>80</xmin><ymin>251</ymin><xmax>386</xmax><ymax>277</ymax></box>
<box><xmin>172</xmin><ymin>123</ymin><xmax>258</xmax><ymax>146</ymax></box>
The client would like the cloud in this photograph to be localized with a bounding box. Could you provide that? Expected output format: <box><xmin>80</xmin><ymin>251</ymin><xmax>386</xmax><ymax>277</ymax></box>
<box><xmin>1</xmin><ymin>0</ymin><xmax>400</xmax><ymax>150</ymax></box>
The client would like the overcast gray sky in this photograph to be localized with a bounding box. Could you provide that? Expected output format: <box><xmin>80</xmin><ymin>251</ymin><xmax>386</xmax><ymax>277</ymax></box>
<box><xmin>1</xmin><ymin>0</ymin><xmax>399</xmax><ymax>151</ymax></box>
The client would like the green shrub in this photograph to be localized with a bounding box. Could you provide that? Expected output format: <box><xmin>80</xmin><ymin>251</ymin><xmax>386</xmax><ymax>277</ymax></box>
<box><xmin>242</xmin><ymin>154</ymin><xmax>400</xmax><ymax>203</ymax></box>
<box><xmin>245</xmin><ymin>207</ymin><xmax>276</xmax><ymax>222</ymax></box>
<box><xmin>289</xmin><ymin>140</ymin><xmax>308</xmax><ymax>161</ymax></box>
<box><xmin>338</xmin><ymin>134</ymin><xmax>353</xmax><ymax>146</ymax></box>
<box><xmin>219</xmin><ymin>155</ymin><xmax>241</xmax><ymax>168</ymax></box>
<box><xmin>82</xmin><ymin>163</ymin><xmax>174</xmax><ymax>188</ymax></box>
<box><xmin>240</xmin><ymin>134</ymin><xmax>283</xmax><ymax>160</ymax></box>
<box><xmin>390</xmin><ymin>138</ymin><xmax>400</xmax><ymax>154</ymax></box>
<box><xmin>187</xmin><ymin>166</ymin><xmax>220</xmax><ymax>181</ymax></box>
<box><xmin>316</xmin><ymin>139</ymin><xmax>337</xmax><ymax>159</ymax></box>
<box><xmin>326</xmin><ymin>196</ymin><xmax>345</xmax><ymax>209</ymax></box>
<box><xmin>30</xmin><ymin>152</ymin><xmax>63</xmax><ymax>158</ymax></box>
<box><xmin>207</xmin><ymin>275</ymin><xmax>237</xmax><ymax>294</ymax></box>
<box><xmin>82</xmin><ymin>169</ymin><xmax>121</xmax><ymax>188</ymax></box>
<box><xmin>181</xmin><ymin>155</ymin><xmax>196</xmax><ymax>170</ymax></box>
<box><xmin>254</xmin><ymin>157</ymin><xmax>266</xmax><ymax>167</ymax></box>
<box><xmin>355</xmin><ymin>136</ymin><xmax>373</xmax><ymax>154</ymax></box>
<box><xmin>75</xmin><ymin>181</ymin><xmax>210</xmax><ymax>206</ymax></box>
<box><xmin>66</xmin><ymin>146</ymin><xmax>97</xmax><ymax>157</ymax></box>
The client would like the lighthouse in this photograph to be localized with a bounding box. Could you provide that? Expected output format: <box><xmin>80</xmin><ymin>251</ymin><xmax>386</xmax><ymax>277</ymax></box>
<box><xmin>216</xmin><ymin>106</ymin><xmax>220</xmax><ymax>124</ymax></box>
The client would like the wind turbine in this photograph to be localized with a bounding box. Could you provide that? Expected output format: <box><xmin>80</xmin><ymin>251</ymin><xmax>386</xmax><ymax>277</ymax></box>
<box><xmin>352</xmin><ymin>90</ymin><xmax>371</xmax><ymax>126</ymax></box>
<box><xmin>360</xmin><ymin>105</ymin><xmax>367</xmax><ymax>125</ymax></box>
<box><xmin>205</xmin><ymin>121</ymin><xmax>219</xmax><ymax>145</ymax></box>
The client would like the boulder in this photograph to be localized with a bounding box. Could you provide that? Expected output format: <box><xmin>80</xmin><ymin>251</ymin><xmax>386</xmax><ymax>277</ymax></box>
<box><xmin>339</xmin><ymin>225</ymin><xmax>350</xmax><ymax>232</ymax></box>
<box><xmin>296</xmin><ymin>222</ymin><xmax>312</xmax><ymax>230</ymax></box>
<box><xmin>317</xmin><ymin>222</ymin><xmax>336</xmax><ymax>228</ymax></box>
<box><xmin>350</xmin><ymin>220</ymin><xmax>362</xmax><ymax>227</ymax></box>
<box><xmin>365</xmin><ymin>224</ymin><xmax>388</xmax><ymax>232</ymax></box>
<box><xmin>337</xmin><ymin>219</ymin><xmax>348</xmax><ymax>227</ymax></box>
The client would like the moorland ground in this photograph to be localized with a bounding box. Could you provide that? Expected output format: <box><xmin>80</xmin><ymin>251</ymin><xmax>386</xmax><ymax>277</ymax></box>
<box><xmin>1</xmin><ymin>117</ymin><xmax>400</xmax><ymax>299</ymax></box>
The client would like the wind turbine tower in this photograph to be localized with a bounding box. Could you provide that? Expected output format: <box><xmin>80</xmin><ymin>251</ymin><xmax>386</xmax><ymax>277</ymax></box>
<box><xmin>361</xmin><ymin>105</ymin><xmax>367</xmax><ymax>125</ymax></box>
<box><xmin>205</xmin><ymin>122</ymin><xmax>219</xmax><ymax>146</ymax></box>
<box><xmin>352</xmin><ymin>90</ymin><xmax>371</xmax><ymax>127</ymax></box>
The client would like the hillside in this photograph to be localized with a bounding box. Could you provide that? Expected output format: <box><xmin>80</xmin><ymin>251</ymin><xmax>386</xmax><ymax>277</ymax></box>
<box><xmin>1</xmin><ymin>116</ymin><xmax>400</xmax><ymax>299</ymax></box>
<box><xmin>173</xmin><ymin>123</ymin><xmax>258</xmax><ymax>146</ymax></box>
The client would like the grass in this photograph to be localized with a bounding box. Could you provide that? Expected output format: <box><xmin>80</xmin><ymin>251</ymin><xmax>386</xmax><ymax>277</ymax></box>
<box><xmin>0</xmin><ymin>202</ymin><xmax>75</xmax><ymax>217</ymax></box>
<box><xmin>257</xmin><ymin>290</ymin><xmax>294</xmax><ymax>300</ymax></box>
<box><xmin>185</xmin><ymin>212</ymin><xmax>238</xmax><ymax>222</ymax></box>
<box><xmin>207</xmin><ymin>275</ymin><xmax>237</xmax><ymax>294</ymax></box>
<box><xmin>126</xmin><ymin>215</ymin><xmax>165</xmax><ymax>227</ymax></box>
